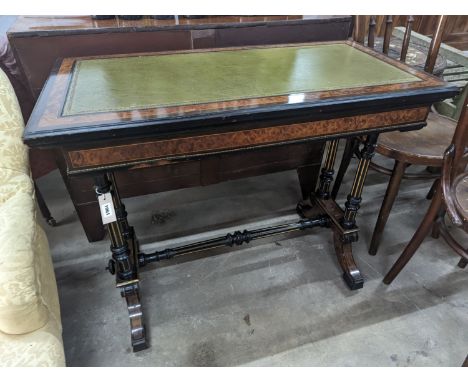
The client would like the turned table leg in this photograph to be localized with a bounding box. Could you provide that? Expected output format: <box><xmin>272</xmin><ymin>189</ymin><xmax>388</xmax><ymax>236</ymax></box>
<box><xmin>300</xmin><ymin>135</ymin><xmax>378</xmax><ymax>290</ymax></box>
<box><xmin>94</xmin><ymin>173</ymin><xmax>148</xmax><ymax>352</ymax></box>
<box><xmin>342</xmin><ymin>134</ymin><xmax>378</xmax><ymax>230</ymax></box>
<box><xmin>336</xmin><ymin>134</ymin><xmax>378</xmax><ymax>289</ymax></box>
<box><xmin>331</xmin><ymin>137</ymin><xmax>360</xmax><ymax>200</ymax></box>
<box><xmin>313</xmin><ymin>138</ymin><xmax>365</xmax><ymax>289</ymax></box>
<box><xmin>317</xmin><ymin>139</ymin><xmax>339</xmax><ymax>199</ymax></box>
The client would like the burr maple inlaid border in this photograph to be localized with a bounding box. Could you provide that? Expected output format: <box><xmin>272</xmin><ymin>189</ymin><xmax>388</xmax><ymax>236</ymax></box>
<box><xmin>67</xmin><ymin>106</ymin><xmax>429</xmax><ymax>170</ymax></box>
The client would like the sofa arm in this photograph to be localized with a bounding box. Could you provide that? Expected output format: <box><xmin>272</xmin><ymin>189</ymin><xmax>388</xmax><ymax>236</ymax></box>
<box><xmin>0</xmin><ymin>190</ymin><xmax>65</xmax><ymax>366</ymax></box>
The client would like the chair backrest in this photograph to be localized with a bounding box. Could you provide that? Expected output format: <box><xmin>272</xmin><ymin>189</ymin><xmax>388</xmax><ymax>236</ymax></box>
<box><xmin>441</xmin><ymin>92</ymin><xmax>468</xmax><ymax>227</ymax></box>
<box><xmin>353</xmin><ymin>15</ymin><xmax>448</xmax><ymax>74</ymax></box>
<box><xmin>450</xmin><ymin>92</ymin><xmax>468</xmax><ymax>175</ymax></box>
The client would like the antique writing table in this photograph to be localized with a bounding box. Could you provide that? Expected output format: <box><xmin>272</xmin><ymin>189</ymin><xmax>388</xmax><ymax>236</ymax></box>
<box><xmin>23</xmin><ymin>41</ymin><xmax>458</xmax><ymax>352</ymax></box>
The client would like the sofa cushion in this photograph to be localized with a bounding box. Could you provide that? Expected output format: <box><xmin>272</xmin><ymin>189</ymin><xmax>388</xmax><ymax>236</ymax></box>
<box><xmin>0</xmin><ymin>319</ymin><xmax>65</xmax><ymax>367</ymax></box>
<box><xmin>0</xmin><ymin>67</ymin><xmax>64</xmax><ymax>365</ymax></box>
<box><xmin>0</xmin><ymin>129</ymin><xmax>29</xmax><ymax>174</ymax></box>
<box><xmin>34</xmin><ymin>224</ymin><xmax>62</xmax><ymax>332</ymax></box>
<box><xmin>0</xmin><ymin>190</ymin><xmax>49</xmax><ymax>334</ymax></box>
<box><xmin>0</xmin><ymin>69</ymin><xmax>23</xmax><ymax>134</ymax></box>
<box><xmin>0</xmin><ymin>168</ymin><xmax>33</xmax><ymax>206</ymax></box>
<box><xmin>0</xmin><ymin>68</ymin><xmax>27</xmax><ymax>174</ymax></box>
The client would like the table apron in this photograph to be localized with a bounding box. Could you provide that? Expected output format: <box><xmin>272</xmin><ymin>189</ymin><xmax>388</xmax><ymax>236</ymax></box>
<box><xmin>64</xmin><ymin>106</ymin><xmax>429</xmax><ymax>175</ymax></box>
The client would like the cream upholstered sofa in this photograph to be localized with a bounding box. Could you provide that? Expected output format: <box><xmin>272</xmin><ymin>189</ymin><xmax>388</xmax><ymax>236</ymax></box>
<box><xmin>0</xmin><ymin>68</ymin><xmax>65</xmax><ymax>366</ymax></box>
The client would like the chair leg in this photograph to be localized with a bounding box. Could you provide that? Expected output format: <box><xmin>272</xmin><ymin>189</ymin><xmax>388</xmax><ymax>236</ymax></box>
<box><xmin>331</xmin><ymin>137</ymin><xmax>359</xmax><ymax>200</ymax></box>
<box><xmin>431</xmin><ymin>204</ymin><xmax>445</xmax><ymax>239</ymax></box>
<box><xmin>431</xmin><ymin>218</ymin><xmax>441</xmax><ymax>239</ymax></box>
<box><xmin>426</xmin><ymin>180</ymin><xmax>438</xmax><ymax>200</ymax></box>
<box><xmin>383</xmin><ymin>182</ymin><xmax>443</xmax><ymax>284</ymax></box>
<box><xmin>369</xmin><ymin>160</ymin><xmax>408</xmax><ymax>256</ymax></box>
<box><xmin>34</xmin><ymin>182</ymin><xmax>56</xmax><ymax>226</ymax></box>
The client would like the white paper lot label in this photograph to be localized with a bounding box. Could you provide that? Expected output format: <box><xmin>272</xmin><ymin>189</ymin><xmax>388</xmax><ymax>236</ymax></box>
<box><xmin>98</xmin><ymin>192</ymin><xmax>117</xmax><ymax>224</ymax></box>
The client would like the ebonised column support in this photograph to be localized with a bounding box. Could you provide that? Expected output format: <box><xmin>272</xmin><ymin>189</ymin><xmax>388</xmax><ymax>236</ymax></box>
<box><xmin>331</xmin><ymin>137</ymin><xmax>360</xmax><ymax>200</ymax></box>
<box><xmin>319</xmin><ymin>138</ymin><xmax>363</xmax><ymax>288</ymax></box>
<box><xmin>301</xmin><ymin>134</ymin><xmax>379</xmax><ymax>290</ymax></box>
<box><xmin>336</xmin><ymin>134</ymin><xmax>377</xmax><ymax>288</ymax></box>
<box><xmin>94</xmin><ymin>173</ymin><xmax>147</xmax><ymax>352</ymax></box>
<box><xmin>107</xmin><ymin>172</ymin><xmax>139</xmax><ymax>261</ymax></box>
<box><xmin>342</xmin><ymin>134</ymin><xmax>378</xmax><ymax>229</ymax></box>
<box><xmin>317</xmin><ymin>139</ymin><xmax>339</xmax><ymax>199</ymax></box>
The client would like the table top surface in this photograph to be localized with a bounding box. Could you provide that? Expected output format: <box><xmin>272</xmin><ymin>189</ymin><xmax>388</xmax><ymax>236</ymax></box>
<box><xmin>24</xmin><ymin>41</ymin><xmax>458</xmax><ymax>147</ymax></box>
<box><xmin>62</xmin><ymin>43</ymin><xmax>419</xmax><ymax>116</ymax></box>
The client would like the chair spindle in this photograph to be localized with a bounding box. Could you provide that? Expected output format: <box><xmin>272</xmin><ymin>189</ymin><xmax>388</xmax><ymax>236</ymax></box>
<box><xmin>424</xmin><ymin>15</ymin><xmax>448</xmax><ymax>73</ymax></box>
<box><xmin>383</xmin><ymin>16</ymin><xmax>393</xmax><ymax>54</ymax></box>
<box><xmin>353</xmin><ymin>16</ymin><xmax>366</xmax><ymax>44</ymax></box>
<box><xmin>368</xmin><ymin>16</ymin><xmax>376</xmax><ymax>48</ymax></box>
<box><xmin>400</xmin><ymin>15</ymin><xmax>414</xmax><ymax>62</ymax></box>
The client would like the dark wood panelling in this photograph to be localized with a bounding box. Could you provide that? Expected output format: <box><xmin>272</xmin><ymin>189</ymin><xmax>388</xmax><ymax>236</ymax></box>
<box><xmin>354</xmin><ymin>15</ymin><xmax>468</xmax><ymax>50</ymax></box>
<box><xmin>7</xmin><ymin>16</ymin><xmax>340</xmax><ymax>36</ymax></box>
<box><xmin>213</xmin><ymin>21</ymin><xmax>352</xmax><ymax>47</ymax></box>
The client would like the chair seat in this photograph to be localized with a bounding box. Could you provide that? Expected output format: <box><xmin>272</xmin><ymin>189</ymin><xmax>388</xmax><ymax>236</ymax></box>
<box><xmin>376</xmin><ymin>111</ymin><xmax>456</xmax><ymax>165</ymax></box>
<box><xmin>454</xmin><ymin>172</ymin><xmax>468</xmax><ymax>223</ymax></box>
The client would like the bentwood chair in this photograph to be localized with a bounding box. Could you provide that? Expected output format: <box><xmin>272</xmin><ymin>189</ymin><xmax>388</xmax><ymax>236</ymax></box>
<box><xmin>332</xmin><ymin>15</ymin><xmax>460</xmax><ymax>256</ymax></box>
<box><xmin>383</xmin><ymin>92</ymin><xmax>468</xmax><ymax>284</ymax></box>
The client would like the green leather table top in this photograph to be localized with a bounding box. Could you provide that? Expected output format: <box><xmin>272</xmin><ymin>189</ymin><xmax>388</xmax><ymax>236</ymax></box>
<box><xmin>63</xmin><ymin>43</ymin><xmax>421</xmax><ymax>116</ymax></box>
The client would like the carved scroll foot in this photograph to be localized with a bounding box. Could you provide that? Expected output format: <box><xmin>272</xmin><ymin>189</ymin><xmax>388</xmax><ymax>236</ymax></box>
<box><xmin>333</xmin><ymin>231</ymin><xmax>364</xmax><ymax>290</ymax></box>
<box><xmin>458</xmin><ymin>258</ymin><xmax>468</xmax><ymax>269</ymax></box>
<box><xmin>296</xmin><ymin>201</ymin><xmax>313</xmax><ymax>218</ymax></box>
<box><xmin>311</xmin><ymin>196</ymin><xmax>363</xmax><ymax>290</ymax></box>
<box><xmin>121</xmin><ymin>283</ymin><xmax>148</xmax><ymax>352</ymax></box>
<box><xmin>47</xmin><ymin>217</ymin><xmax>57</xmax><ymax>226</ymax></box>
